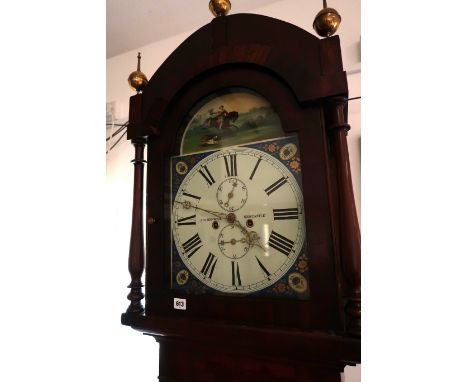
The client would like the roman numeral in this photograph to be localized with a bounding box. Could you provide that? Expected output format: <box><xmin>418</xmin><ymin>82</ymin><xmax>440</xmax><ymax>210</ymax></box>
<box><xmin>268</xmin><ymin>230</ymin><xmax>294</xmax><ymax>256</ymax></box>
<box><xmin>182</xmin><ymin>191</ymin><xmax>201</xmax><ymax>200</ymax></box>
<box><xmin>224</xmin><ymin>154</ymin><xmax>237</xmax><ymax>177</ymax></box>
<box><xmin>176</xmin><ymin>214</ymin><xmax>196</xmax><ymax>226</ymax></box>
<box><xmin>231</xmin><ymin>261</ymin><xmax>242</xmax><ymax>286</ymax></box>
<box><xmin>201</xmin><ymin>252</ymin><xmax>217</xmax><ymax>279</ymax></box>
<box><xmin>199</xmin><ymin>165</ymin><xmax>215</xmax><ymax>186</ymax></box>
<box><xmin>249</xmin><ymin>158</ymin><xmax>262</xmax><ymax>180</ymax></box>
<box><xmin>273</xmin><ymin>208</ymin><xmax>299</xmax><ymax>220</ymax></box>
<box><xmin>182</xmin><ymin>233</ymin><xmax>202</xmax><ymax>258</ymax></box>
<box><xmin>255</xmin><ymin>256</ymin><xmax>271</xmax><ymax>279</ymax></box>
<box><xmin>264</xmin><ymin>177</ymin><xmax>288</xmax><ymax>196</ymax></box>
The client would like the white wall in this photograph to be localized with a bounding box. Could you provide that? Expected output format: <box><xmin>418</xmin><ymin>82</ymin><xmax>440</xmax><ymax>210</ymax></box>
<box><xmin>107</xmin><ymin>1</ymin><xmax>361</xmax><ymax>380</ymax></box>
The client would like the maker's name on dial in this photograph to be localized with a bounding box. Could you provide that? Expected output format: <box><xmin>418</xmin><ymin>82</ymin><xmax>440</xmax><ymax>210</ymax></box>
<box><xmin>200</xmin><ymin>217</ymin><xmax>222</xmax><ymax>222</ymax></box>
<box><xmin>243</xmin><ymin>213</ymin><xmax>266</xmax><ymax>218</ymax></box>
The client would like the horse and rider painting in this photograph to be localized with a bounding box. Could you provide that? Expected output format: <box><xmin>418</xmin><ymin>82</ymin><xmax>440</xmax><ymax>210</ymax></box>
<box><xmin>181</xmin><ymin>89</ymin><xmax>284</xmax><ymax>155</ymax></box>
<box><xmin>204</xmin><ymin>105</ymin><xmax>239</xmax><ymax>130</ymax></box>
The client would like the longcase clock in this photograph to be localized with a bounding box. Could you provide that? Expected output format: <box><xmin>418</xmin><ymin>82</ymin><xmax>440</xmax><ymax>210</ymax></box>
<box><xmin>122</xmin><ymin>13</ymin><xmax>360</xmax><ymax>382</ymax></box>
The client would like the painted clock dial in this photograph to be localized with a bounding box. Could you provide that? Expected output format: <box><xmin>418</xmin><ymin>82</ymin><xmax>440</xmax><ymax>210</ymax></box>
<box><xmin>171</xmin><ymin>137</ymin><xmax>309</xmax><ymax>297</ymax></box>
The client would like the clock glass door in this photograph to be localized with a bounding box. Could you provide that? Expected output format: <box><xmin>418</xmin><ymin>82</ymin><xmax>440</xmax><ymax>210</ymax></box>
<box><xmin>170</xmin><ymin>89</ymin><xmax>310</xmax><ymax>299</ymax></box>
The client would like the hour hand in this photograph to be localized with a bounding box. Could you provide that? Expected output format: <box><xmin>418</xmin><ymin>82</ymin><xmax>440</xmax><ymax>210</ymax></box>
<box><xmin>247</xmin><ymin>231</ymin><xmax>267</xmax><ymax>251</ymax></box>
<box><xmin>232</xmin><ymin>221</ymin><xmax>266</xmax><ymax>251</ymax></box>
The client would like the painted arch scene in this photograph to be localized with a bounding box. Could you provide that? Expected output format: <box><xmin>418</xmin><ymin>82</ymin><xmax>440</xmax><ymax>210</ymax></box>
<box><xmin>180</xmin><ymin>88</ymin><xmax>284</xmax><ymax>154</ymax></box>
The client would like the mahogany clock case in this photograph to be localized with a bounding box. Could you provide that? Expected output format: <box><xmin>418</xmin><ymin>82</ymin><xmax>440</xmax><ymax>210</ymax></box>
<box><xmin>123</xmin><ymin>14</ymin><xmax>359</xmax><ymax>343</ymax></box>
<box><xmin>146</xmin><ymin>66</ymin><xmax>340</xmax><ymax>331</ymax></box>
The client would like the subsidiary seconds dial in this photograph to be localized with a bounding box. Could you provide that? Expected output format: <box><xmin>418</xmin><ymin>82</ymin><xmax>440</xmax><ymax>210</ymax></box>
<box><xmin>172</xmin><ymin>146</ymin><xmax>306</xmax><ymax>293</ymax></box>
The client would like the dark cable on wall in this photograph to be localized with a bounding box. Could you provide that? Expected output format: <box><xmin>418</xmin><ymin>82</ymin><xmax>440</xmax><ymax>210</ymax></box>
<box><xmin>106</xmin><ymin>128</ymin><xmax>127</xmax><ymax>154</ymax></box>
<box><xmin>106</xmin><ymin>123</ymin><xmax>128</xmax><ymax>142</ymax></box>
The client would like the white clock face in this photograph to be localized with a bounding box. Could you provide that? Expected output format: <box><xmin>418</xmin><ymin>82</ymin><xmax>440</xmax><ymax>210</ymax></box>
<box><xmin>172</xmin><ymin>145</ymin><xmax>305</xmax><ymax>293</ymax></box>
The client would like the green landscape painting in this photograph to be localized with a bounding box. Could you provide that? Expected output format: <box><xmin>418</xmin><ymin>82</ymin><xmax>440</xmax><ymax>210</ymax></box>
<box><xmin>181</xmin><ymin>90</ymin><xmax>284</xmax><ymax>154</ymax></box>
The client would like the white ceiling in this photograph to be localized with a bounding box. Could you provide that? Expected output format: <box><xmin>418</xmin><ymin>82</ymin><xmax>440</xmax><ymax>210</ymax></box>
<box><xmin>106</xmin><ymin>0</ymin><xmax>283</xmax><ymax>58</ymax></box>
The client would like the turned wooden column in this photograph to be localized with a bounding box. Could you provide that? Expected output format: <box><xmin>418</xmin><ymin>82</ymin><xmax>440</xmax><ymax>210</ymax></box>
<box><xmin>126</xmin><ymin>138</ymin><xmax>146</xmax><ymax>314</ymax></box>
<box><xmin>328</xmin><ymin>96</ymin><xmax>361</xmax><ymax>336</ymax></box>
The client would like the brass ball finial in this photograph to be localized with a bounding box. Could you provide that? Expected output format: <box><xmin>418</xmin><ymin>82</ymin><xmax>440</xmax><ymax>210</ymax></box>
<box><xmin>209</xmin><ymin>0</ymin><xmax>231</xmax><ymax>17</ymax></box>
<box><xmin>313</xmin><ymin>0</ymin><xmax>341</xmax><ymax>37</ymax></box>
<box><xmin>127</xmin><ymin>52</ymin><xmax>148</xmax><ymax>93</ymax></box>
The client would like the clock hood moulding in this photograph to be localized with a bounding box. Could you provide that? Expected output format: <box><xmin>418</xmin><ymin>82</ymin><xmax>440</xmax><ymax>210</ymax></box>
<box><xmin>127</xmin><ymin>13</ymin><xmax>348</xmax><ymax>140</ymax></box>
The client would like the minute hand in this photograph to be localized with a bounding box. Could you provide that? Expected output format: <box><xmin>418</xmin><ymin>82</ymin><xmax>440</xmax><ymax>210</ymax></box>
<box><xmin>175</xmin><ymin>200</ymin><xmax>228</xmax><ymax>219</ymax></box>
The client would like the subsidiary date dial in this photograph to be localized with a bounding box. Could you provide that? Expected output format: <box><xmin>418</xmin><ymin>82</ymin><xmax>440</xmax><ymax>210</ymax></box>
<box><xmin>172</xmin><ymin>146</ymin><xmax>306</xmax><ymax>293</ymax></box>
<box><xmin>218</xmin><ymin>224</ymin><xmax>250</xmax><ymax>259</ymax></box>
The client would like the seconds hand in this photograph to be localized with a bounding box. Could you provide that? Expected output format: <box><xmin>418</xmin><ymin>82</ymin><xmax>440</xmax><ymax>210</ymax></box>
<box><xmin>224</xmin><ymin>180</ymin><xmax>238</xmax><ymax>207</ymax></box>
